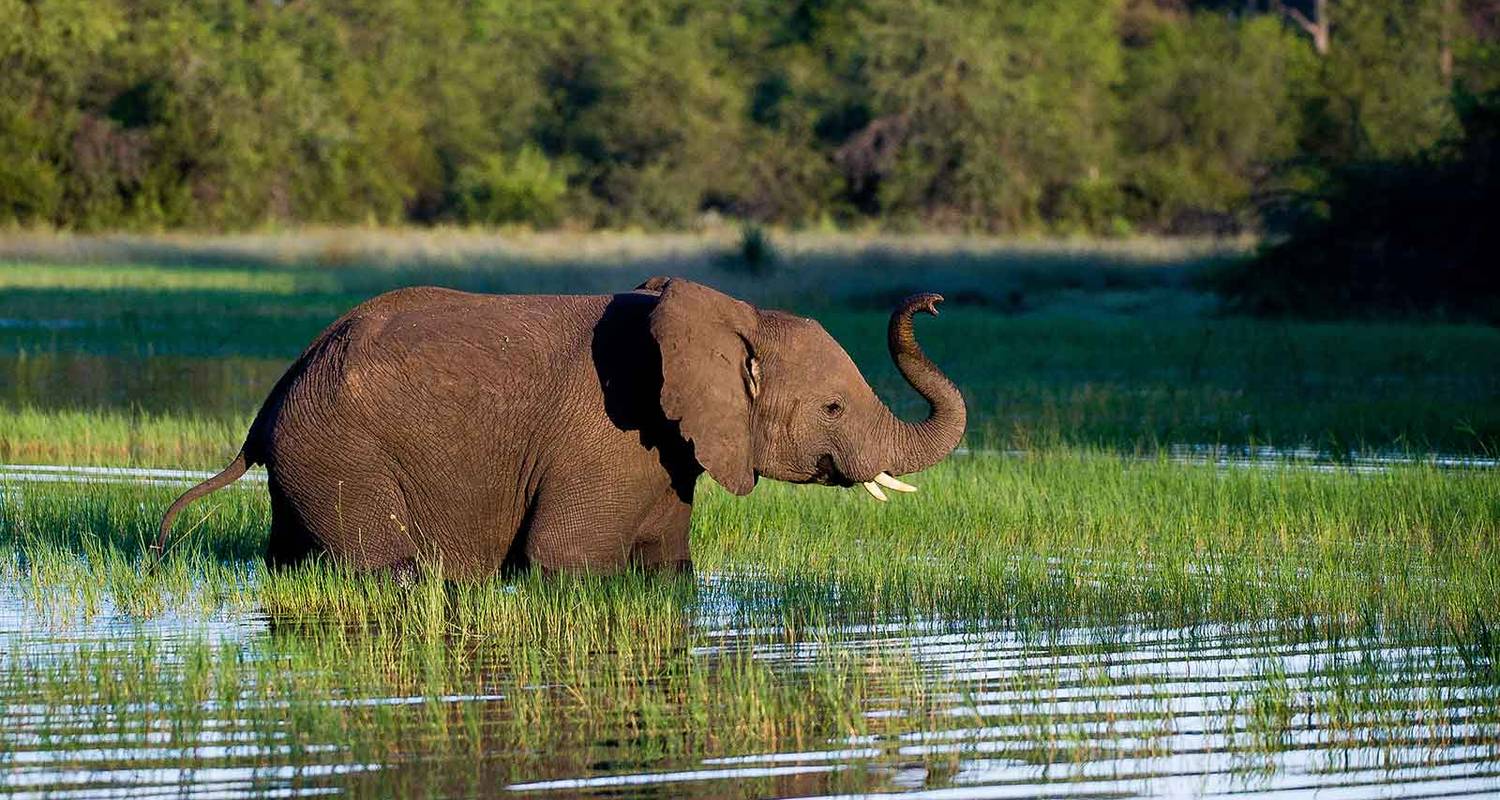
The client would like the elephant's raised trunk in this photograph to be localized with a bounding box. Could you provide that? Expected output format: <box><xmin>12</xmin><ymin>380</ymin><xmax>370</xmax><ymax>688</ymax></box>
<box><xmin>882</xmin><ymin>294</ymin><xmax>967</xmax><ymax>477</ymax></box>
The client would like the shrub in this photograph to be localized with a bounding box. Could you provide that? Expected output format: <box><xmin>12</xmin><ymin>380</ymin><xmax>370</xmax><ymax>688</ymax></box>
<box><xmin>454</xmin><ymin>147</ymin><xmax>570</xmax><ymax>227</ymax></box>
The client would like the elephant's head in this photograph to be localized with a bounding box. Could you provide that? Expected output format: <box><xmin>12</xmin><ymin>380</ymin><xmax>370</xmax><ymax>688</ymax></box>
<box><xmin>647</xmin><ymin>278</ymin><xmax>966</xmax><ymax>499</ymax></box>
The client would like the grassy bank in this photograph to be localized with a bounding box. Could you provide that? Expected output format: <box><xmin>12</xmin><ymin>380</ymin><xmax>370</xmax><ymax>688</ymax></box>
<box><xmin>3</xmin><ymin>241</ymin><xmax>1498</xmax><ymax>459</ymax></box>
<box><xmin>2</xmin><ymin>273</ymin><xmax>1500</xmax><ymax>459</ymax></box>
<box><xmin>5</xmin><ymin>309</ymin><xmax>1499</xmax><ymax>464</ymax></box>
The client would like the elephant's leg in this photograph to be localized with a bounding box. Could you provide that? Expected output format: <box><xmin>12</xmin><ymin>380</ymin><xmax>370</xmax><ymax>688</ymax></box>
<box><xmin>265</xmin><ymin>465</ymin><xmax>417</xmax><ymax>572</ymax></box>
<box><xmin>630</xmin><ymin>538</ymin><xmax>693</xmax><ymax>573</ymax></box>
<box><xmin>387</xmin><ymin>557</ymin><xmax>422</xmax><ymax>587</ymax></box>
<box><xmin>629</xmin><ymin>495</ymin><xmax>694</xmax><ymax>573</ymax></box>
<box><xmin>523</xmin><ymin>502</ymin><xmax>635</xmax><ymax>573</ymax></box>
<box><xmin>265</xmin><ymin>482</ymin><xmax>320</xmax><ymax>570</ymax></box>
<box><xmin>521</xmin><ymin>477</ymin><xmax>685</xmax><ymax>574</ymax></box>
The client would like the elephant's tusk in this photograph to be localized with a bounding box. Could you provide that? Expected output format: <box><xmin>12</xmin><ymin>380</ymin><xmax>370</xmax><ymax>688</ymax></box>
<box><xmin>873</xmin><ymin>472</ymin><xmax>917</xmax><ymax>492</ymax></box>
<box><xmin>862</xmin><ymin>481</ymin><xmax>888</xmax><ymax>502</ymax></box>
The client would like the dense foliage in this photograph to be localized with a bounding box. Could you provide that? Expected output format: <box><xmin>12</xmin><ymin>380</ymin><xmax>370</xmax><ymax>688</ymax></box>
<box><xmin>1</xmin><ymin>0</ymin><xmax>1495</xmax><ymax>233</ymax></box>
<box><xmin>1216</xmin><ymin>88</ymin><xmax>1500</xmax><ymax>321</ymax></box>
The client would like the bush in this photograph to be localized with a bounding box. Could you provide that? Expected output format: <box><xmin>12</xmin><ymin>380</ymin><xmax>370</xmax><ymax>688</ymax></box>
<box><xmin>1119</xmin><ymin>14</ymin><xmax>1310</xmax><ymax>233</ymax></box>
<box><xmin>718</xmin><ymin>223</ymin><xmax>779</xmax><ymax>275</ymax></box>
<box><xmin>454</xmin><ymin>148</ymin><xmax>570</xmax><ymax>226</ymax></box>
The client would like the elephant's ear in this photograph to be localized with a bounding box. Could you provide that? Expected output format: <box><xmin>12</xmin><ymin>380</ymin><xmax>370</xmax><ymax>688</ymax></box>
<box><xmin>649</xmin><ymin>278</ymin><xmax>759</xmax><ymax>496</ymax></box>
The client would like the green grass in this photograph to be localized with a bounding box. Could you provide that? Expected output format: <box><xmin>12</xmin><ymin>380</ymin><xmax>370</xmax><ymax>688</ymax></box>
<box><xmin>0</xmin><ymin>627</ymin><xmax>936</xmax><ymax>794</ymax></box>
<box><xmin>2</xmin><ymin>244</ymin><xmax>1497</xmax><ymax>459</ymax></box>
<box><xmin>4</xmin><ymin>234</ymin><xmax>1500</xmax><ymax>457</ymax></box>
<box><xmin>5</xmin><ymin>309</ymin><xmax>1498</xmax><ymax>466</ymax></box>
<box><xmin>0</xmin><ymin>407</ymin><xmax>251</xmax><ymax>467</ymax></box>
<box><xmin>5</xmin><ymin>453</ymin><xmax>1496</xmax><ymax>633</ymax></box>
<box><xmin>6</xmin><ymin>610</ymin><xmax>1488</xmax><ymax>796</ymax></box>
<box><xmin>4</xmin><ymin>454</ymin><xmax>1497</xmax><ymax>794</ymax></box>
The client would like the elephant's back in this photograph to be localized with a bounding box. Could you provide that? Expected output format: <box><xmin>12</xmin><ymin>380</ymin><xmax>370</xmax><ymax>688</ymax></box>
<box><xmin>285</xmin><ymin>288</ymin><xmax>606</xmax><ymax>420</ymax></box>
<box><xmin>250</xmin><ymin>288</ymin><xmax>614</xmax><ymax>468</ymax></box>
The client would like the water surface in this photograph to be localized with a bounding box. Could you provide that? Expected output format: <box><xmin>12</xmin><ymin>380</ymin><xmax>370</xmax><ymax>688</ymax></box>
<box><xmin>3</xmin><ymin>580</ymin><xmax>1495</xmax><ymax>798</ymax></box>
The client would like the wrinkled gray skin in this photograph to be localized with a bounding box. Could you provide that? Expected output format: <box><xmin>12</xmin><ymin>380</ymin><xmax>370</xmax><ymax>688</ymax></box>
<box><xmin>157</xmin><ymin>277</ymin><xmax>966</xmax><ymax>579</ymax></box>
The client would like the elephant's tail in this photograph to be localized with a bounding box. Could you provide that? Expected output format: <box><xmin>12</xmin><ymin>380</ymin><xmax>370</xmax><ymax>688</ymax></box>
<box><xmin>152</xmin><ymin>449</ymin><xmax>250</xmax><ymax>559</ymax></box>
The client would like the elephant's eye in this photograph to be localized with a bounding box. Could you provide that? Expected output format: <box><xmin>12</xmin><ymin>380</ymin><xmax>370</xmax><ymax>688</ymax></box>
<box><xmin>823</xmin><ymin>400</ymin><xmax>844</xmax><ymax>419</ymax></box>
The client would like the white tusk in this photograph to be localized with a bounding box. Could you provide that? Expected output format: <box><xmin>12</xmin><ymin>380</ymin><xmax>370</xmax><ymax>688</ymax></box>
<box><xmin>873</xmin><ymin>472</ymin><xmax>917</xmax><ymax>493</ymax></box>
<box><xmin>861</xmin><ymin>481</ymin><xmax>888</xmax><ymax>502</ymax></box>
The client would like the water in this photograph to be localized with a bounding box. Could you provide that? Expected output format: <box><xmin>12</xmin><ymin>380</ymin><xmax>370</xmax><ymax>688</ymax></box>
<box><xmin>2</xmin><ymin>458</ymin><xmax>1495</xmax><ymax>797</ymax></box>
<box><xmin>0</xmin><ymin>354</ymin><xmax>282</xmax><ymax>417</ymax></box>
<box><xmin>3</xmin><ymin>582</ymin><xmax>1496</xmax><ymax>798</ymax></box>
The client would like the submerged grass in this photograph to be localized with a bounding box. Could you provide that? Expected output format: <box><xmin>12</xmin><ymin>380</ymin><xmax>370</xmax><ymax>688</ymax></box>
<box><xmin>4</xmin><ymin>566</ymin><xmax>1495</xmax><ymax>795</ymax></box>
<box><xmin>6</xmin><ymin>612</ymin><xmax>1490</xmax><ymax>796</ymax></box>
<box><xmin>0</xmin><ymin>630</ymin><xmax>929</xmax><ymax>789</ymax></box>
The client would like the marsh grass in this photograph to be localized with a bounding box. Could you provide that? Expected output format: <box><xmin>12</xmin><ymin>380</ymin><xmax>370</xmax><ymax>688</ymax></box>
<box><xmin>0</xmin><ymin>407</ymin><xmax>250</xmax><ymax>468</ymax></box>
<box><xmin>4</xmin><ymin>452</ymin><xmax>1496</xmax><ymax>636</ymax></box>
<box><xmin>0</xmin><ymin>228</ymin><xmax>1247</xmax><ymax>277</ymax></box>
<box><xmin>0</xmin><ymin>630</ymin><xmax>927</xmax><ymax>783</ymax></box>
<box><xmin>3</xmin><ymin>588</ymin><xmax>1493</xmax><ymax>795</ymax></box>
<box><xmin>4</xmin><ymin>318</ymin><xmax>1499</xmax><ymax>464</ymax></box>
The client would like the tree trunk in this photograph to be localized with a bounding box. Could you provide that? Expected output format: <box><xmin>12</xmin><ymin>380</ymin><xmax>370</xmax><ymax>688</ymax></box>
<box><xmin>1440</xmin><ymin>0</ymin><xmax>1456</xmax><ymax>84</ymax></box>
<box><xmin>1284</xmin><ymin>0</ymin><xmax>1331</xmax><ymax>56</ymax></box>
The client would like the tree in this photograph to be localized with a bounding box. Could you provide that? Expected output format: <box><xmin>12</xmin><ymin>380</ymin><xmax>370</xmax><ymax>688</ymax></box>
<box><xmin>855</xmin><ymin>0</ymin><xmax>1124</xmax><ymax>231</ymax></box>
<box><xmin>1120</xmin><ymin>12</ymin><xmax>1310</xmax><ymax>232</ymax></box>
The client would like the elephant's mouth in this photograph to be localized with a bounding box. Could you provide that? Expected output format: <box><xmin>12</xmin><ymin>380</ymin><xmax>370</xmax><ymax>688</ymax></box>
<box><xmin>804</xmin><ymin>454</ymin><xmax>855</xmax><ymax>487</ymax></box>
<box><xmin>804</xmin><ymin>454</ymin><xmax>921</xmax><ymax>502</ymax></box>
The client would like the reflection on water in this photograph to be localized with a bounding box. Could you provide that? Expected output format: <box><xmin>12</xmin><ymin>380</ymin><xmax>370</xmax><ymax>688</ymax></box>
<box><xmin>0</xmin><ymin>354</ymin><xmax>283</xmax><ymax>417</ymax></box>
<box><xmin>1165</xmin><ymin>443</ymin><xmax>1500</xmax><ymax>472</ymax></box>
<box><xmin>2</xmin><ymin>582</ymin><xmax>1495</xmax><ymax>799</ymax></box>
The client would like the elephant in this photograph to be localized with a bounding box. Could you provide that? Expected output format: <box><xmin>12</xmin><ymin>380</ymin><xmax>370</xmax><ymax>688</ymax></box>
<box><xmin>155</xmin><ymin>277</ymin><xmax>966</xmax><ymax>578</ymax></box>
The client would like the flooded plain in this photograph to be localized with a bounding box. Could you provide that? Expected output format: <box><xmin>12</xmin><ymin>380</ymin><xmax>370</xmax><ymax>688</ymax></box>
<box><xmin>3</xmin><ymin>429</ymin><xmax>1498</xmax><ymax>798</ymax></box>
<box><xmin>2</xmin><ymin>539</ymin><xmax>1497</xmax><ymax>798</ymax></box>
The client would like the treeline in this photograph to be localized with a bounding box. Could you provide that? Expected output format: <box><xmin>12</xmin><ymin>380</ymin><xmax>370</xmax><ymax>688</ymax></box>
<box><xmin>1</xmin><ymin>0</ymin><xmax>1496</xmax><ymax>233</ymax></box>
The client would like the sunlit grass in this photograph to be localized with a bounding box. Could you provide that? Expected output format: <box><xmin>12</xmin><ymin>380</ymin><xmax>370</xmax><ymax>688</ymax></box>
<box><xmin>0</xmin><ymin>626</ymin><xmax>951</xmax><ymax>794</ymax></box>
<box><xmin>4</xmin><ymin>451</ymin><xmax>1495</xmax><ymax>634</ymax></box>
<box><xmin>0</xmin><ymin>227</ymin><xmax>1250</xmax><ymax>271</ymax></box>
<box><xmin>2</xmin><ymin>244</ymin><xmax>1498</xmax><ymax>455</ymax></box>
<box><xmin>3</xmin><ymin>562</ymin><xmax>1494</xmax><ymax>795</ymax></box>
<box><xmin>5</xmin><ymin>304</ymin><xmax>1500</xmax><ymax>462</ymax></box>
<box><xmin>0</xmin><ymin>262</ymin><xmax>327</xmax><ymax>294</ymax></box>
<box><xmin>0</xmin><ymin>407</ymin><xmax>248</xmax><ymax>468</ymax></box>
